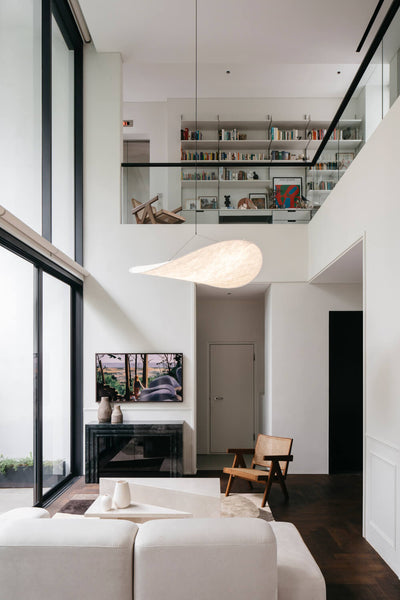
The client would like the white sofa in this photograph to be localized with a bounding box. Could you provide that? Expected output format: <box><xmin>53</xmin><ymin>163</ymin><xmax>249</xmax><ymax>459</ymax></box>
<box><xmin>0</xmin><ymin>509</ymin><xmax>325</xmax><ymax>600</ymax></box>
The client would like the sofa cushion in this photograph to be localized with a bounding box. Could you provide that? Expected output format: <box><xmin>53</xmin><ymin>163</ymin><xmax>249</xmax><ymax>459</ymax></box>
<box><xmin>270</xmin><ymin>522</ymin><xmax>326</xmax><ymax>600</ymax></box>
<box><xmin>134</xmin><ymin>517</ymin><xmax>277</xmax><ymax>600</ymax></box>
<box><xmin>0</xmin><ymin>518</ymin><xmax>137</xmax><ymax>600</ymax></box>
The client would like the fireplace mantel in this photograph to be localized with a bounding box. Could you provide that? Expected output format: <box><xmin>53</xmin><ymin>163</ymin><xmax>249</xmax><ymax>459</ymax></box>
<box><xmin>85</xmin><ymin>421</ymin><xmax>183</xmax><ymax>483</ymax></box>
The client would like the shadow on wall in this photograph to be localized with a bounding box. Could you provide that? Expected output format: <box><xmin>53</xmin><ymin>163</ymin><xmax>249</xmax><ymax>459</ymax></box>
<box><xmin>85</xmin><ymin>275</ymin><xmax>151</xmax><ymax>347</ymax></box>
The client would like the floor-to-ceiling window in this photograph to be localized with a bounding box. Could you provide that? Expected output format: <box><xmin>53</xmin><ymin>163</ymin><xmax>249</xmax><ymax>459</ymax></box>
<box><xmin>0</xmin><ymin>0</ymin><xmax>83</xmax><ymax>510</ymax></box>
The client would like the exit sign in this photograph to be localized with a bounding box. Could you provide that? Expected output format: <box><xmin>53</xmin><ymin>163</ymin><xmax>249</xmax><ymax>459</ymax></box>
<box><xmin>123</xmin><ymin>120</ymin><xmax>133</xmax><ymax>127</ymax></box>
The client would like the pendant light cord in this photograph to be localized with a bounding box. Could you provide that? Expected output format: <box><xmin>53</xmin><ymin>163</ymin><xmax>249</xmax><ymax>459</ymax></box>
<box><xmin>194</xmin><ymin>0</ymin><xmax>198</xmax><ymax>237</ymax></box>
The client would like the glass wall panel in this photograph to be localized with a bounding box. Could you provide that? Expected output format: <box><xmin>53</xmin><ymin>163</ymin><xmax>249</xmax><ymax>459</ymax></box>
<box><xmin>51</xmin><ymin>15</ymin><xmax>75</xmax><ymax>258</ymax></box>
<box><xmin>42</xmin><ymin>273</ymin><xmax>71</xmax><ymax>492</ymax></box>
<box><xmin>0</xmin><ymin>247</ymin><xmax>34</xmax><ymax>511</ymax></box>
<box><xmin>0</xmin><ymin>1</ymin><xmax>42</xmax><ymax>232</ymax></box>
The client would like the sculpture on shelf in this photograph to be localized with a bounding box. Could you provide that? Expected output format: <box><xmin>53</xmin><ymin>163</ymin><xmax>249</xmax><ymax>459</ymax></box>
<box><xmin>224</xmin><ymin>195</ymin><xmax>232</xmax><ymax>208</ymax></box>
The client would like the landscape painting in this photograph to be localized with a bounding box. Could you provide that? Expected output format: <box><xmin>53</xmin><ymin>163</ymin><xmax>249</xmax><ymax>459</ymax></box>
<box><xmin>96</xmin><ymin>353</ymin><xmax>183</xmax><ymax>402</ymax></box>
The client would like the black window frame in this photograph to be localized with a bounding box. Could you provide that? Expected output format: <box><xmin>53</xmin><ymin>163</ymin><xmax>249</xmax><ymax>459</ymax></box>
<box><xmin>42</xmin><ymin>0</ymin><xmax>83</xmax><ymax>265</ymax></box>
<box><xmin>0</xmin><ymin>228</ymin><xmax>83</xmax><ymax>506</ymax></box>
<box><xmin>0</xmin><ymin>0</ymin><xmax>84</xmax><ymax>506</ymax></box>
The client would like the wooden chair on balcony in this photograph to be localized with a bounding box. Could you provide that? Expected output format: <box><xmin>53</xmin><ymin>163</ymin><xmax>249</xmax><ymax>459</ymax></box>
<box><xmin>223</xmin><ymin>434</ymin><xmax>293</xmax><ymax>507</ymax></box>
<box><xmin>131</xmin><ymin>196</ymin><xmax>185</xmax><ymax>224</ymax></box>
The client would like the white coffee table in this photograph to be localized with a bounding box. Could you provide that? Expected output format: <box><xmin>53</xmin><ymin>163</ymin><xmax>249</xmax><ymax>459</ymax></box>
<box><xmin>84</xmin><ymin>496</ymin><xmax>192</xmax><ymax>522</ymax></box>
<box><xmin>84</xmin><ymin>477</ymin><xmax>220</xmax><ymax>523</ymax></box>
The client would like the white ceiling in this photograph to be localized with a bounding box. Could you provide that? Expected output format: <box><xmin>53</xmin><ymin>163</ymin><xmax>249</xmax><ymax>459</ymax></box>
<box><xmin>79</xmin><ymin>0</ymin><xmax>391</xmax><ymax>101</ymax></box>
<box><xmin>310</xmin><ymin>240</ymin><xmax>363</xmax><ymax>283</ymax></box>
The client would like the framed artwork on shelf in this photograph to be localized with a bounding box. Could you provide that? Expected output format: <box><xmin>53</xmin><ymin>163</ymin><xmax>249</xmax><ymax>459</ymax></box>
<box><xmin>273</xmin><ymin>177</ymin><xmax>302</xmax><ymax>208</ymax></box>
<box><xmin>249</xmin><ymin>193</ymin><xmax>267</xmax><ymax>209</ymax></box>
<box><xmin>198</xmin><ymin>196</ymin><xmax>217</xmax><ymax>209</ymax></box>
<box><xmin>336</xmin><ymin>152</ymin><xmax>354</xmax><ymax>170</ymax></box>
<box><xmin>184</xmin><ymin>199</ymin><xmax>197</xmax><ymax>210</ymax></box>
<box><xmin>96</xmin><ymin>353</ymin><xmax>183</xmax><ymax>402</ymax></box>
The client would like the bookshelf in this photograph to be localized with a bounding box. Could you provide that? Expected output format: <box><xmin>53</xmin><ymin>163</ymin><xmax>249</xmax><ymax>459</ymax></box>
<box><xmin>180</xmin><ymin>116</ymin><xmax>363</xmax><ymax>213</ymax></box>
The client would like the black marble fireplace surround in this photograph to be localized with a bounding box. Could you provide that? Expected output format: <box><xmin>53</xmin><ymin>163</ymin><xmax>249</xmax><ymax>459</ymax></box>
<box><xmin>85</xmin><ymin>422</ymin><xmax>183</xmax><ymax>483</ymax></box>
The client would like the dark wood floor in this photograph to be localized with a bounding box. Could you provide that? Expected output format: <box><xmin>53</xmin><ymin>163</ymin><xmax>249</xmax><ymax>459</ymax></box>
<box><xmin>48</xmin><ymin>473</ymin><xmax>400</xmax><ymax>599</ymax></box>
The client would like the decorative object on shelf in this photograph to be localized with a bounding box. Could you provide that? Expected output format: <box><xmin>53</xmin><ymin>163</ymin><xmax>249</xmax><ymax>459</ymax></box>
<box><xmin>184</xmin><ymin>199</ymin><xmax>197</xmax><ymax>210</ymax></box>
<box><xmin>97</xmin><ymin>396</ymin><xmax>112</xmax><ymax>423</ymax></box>
<box><xmin>336</xmin><ymin>152</ymin><xmax>354</xmax><ymax>170</ymax></box>
<box><xmin>249</xmin><ymin>193</ymin><xmax>267</xmax><ymax>209</ymax></box>
<box><xmin>273</xmin><ymin>177</ymin><xmax>302</xmax><ymax>208</ymax></box>
<box><xmin>198</xmin><ymin>196</ymin><xmax>217</xmax><ymax>209</ymax></box>
<box><xmin>96</xmin><ymin>353</ymin><xmax>183</xmax><ymax>403</ymax></box>
<box><xmin>252</xmin><ymin>171</ymin><xmax>259</xmax><ymax>180</ymax></box>
<box><xmin>224</xmin><ymin>195</ymin><xmax>232</xmax><ymax>208</ymax></box>
<box><xmin>111</xmin><ymin>405</ymin><xmax>123</xmax><ymax>423</ymax></box>
<box><xmin>100</xmin><ymin>494</ymin><xmax>112</xmax><ymax>511</ymax></box>
<box><xmin>129</xmin><ymin>240</ymin><xmax>263</xmax><ymax>289</ymax></box>
<box><xmin>113</xmin><ymin>480</ymin><xmax>131</xmax><ymax>509</ymax></box>
<box><xmin>238</xmin><ymin>197</ymin><xmax>257</xmax><ymax>210</ymax></box>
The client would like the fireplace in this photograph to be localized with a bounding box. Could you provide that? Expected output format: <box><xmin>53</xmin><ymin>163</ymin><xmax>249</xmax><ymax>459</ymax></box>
<box><xmin>85</xmin><ymin>422</ymin><xmax>183</xmax><ymax>483</ymax></box>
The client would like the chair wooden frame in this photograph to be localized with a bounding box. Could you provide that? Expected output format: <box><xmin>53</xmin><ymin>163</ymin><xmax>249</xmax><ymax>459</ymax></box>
<box><xmin>223</xmin><ymin>434</ymin><xmax>293</xmax><ymax>507</ymax></box>
<box><xmin>131</xmin><ymin>196</ymin><xmax>185</xmax><ymax>224</ymax></box>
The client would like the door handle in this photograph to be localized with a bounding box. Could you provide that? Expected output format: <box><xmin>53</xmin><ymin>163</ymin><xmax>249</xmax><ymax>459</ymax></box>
<box><xmin>214</xmin><ymin>396</ymin><xmax>224</xmax><ymax>400</ymax></box>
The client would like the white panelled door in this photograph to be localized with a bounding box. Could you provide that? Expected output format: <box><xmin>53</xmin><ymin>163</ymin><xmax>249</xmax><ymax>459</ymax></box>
<box><xmin>209</xmin><ymin>344</ymin><xmax>254</xmax><ymax>453</ymax></box>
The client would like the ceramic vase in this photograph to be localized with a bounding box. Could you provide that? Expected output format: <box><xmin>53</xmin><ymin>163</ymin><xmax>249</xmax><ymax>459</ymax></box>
<box><xmin>113</xmin><ymin>480</ymin><xmax>131</xmax><ymax>508</ymax></box>
<box><xmin>111</xmin><ymin>405</ymin><xmax>123</xmax><ymax>423</ymax></box>
<box><xmin>98</xmin><ymin>396</ymin><xmax>112</xmax><ymax>423</ymax></box>
<box><xmin>100</xmin><ymin>494</ymin><xmax>112</xmax><ymax>511</ymax></box>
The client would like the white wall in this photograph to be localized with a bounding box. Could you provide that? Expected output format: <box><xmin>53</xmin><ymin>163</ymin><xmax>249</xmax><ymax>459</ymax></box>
<box><xmin>196</xmin><ymin>297</ymin><xmax>265</xmax><ymax>456</ymax></box>
<box><xmin>309</xmin><ymin>94</ymin><xmax>400</xmax><ymax>575</ymax></box>
<box><xmin>265</xmin><ymin>283</ymin><xmax>362</xmax><ymax>474</ymax></box>
<box><xmin>83</xmin><ymin>47</ymin><xmax>198</xmax><ymax>473</ymax></box>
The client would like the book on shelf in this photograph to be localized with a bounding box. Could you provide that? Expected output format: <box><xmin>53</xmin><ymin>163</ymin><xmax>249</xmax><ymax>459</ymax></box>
<box><xmin>181</xmin><ymin>170</ymin><xmax>218</xmax><ymax>181</ymax></box>
<box><xmin>312</xmin><ymin>162</ymin><xmax>338</xmax><ymax>170</ymax></box>
<box><xmin>271</xmin><ymin>127</ymin><xmax>302</xmax><ymax>141</ymax></box>
<box><xmin>180</xmin><ymin>129</ymin><xmax>203</xmax><ymax>140</ymax></box>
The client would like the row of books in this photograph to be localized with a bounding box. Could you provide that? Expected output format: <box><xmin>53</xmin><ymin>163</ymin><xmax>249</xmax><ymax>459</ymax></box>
<box><xmin>181</xmin><ymin>151</ymin><xmax>219</xmax><ymax>160</ymax></box>
<box><xmin>218</xmin><ymin>129</ymin><xmax>247</xmax><ymax>141</ymax></box>
<box><xmin>219</xmin><ymin>168</ymin><xmax>254</xmax><ymax>180</ymax></box>
<box><xmin>181</xmin><ymin>171</ymin><xmax>218</xmax><ymax>181</ymax></box>
<box><xmin>311</xmin><ymin>162</ymin><xmax>338</xmax><ymax>170</ymax></box>
<box><xmin>181</xmin><ymin>151</ymin><xmax>268</xmax><ymax>161</ymax></box>
<box><xmin>308</xmin><ymin>181</ymin><xmax>336</xmax><ymax>191</ymax></box>
<box><xmin>307</xmin><ymin>129</ymin><xmax>326</xmax><ymax>140</ymax></box>
<box><xmin>270</xmin><ymin>127</ymin><xmax>302</xmax><ymax>140</ymax></box>
<box><xmin>180</xmin><ymin>129</ymin><xmax>203</xmax><ymax>140</ymax></box>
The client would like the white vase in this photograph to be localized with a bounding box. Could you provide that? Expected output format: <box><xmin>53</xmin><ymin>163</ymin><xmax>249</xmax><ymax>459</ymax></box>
<box><xmin>113</xmin><ymin>480</ymin><xmax>131</xmax><ymax>508</ymax></box>
<box><xmin>100</xmin><ymin>494</ymin><xmax>112</xmax><ymax>511</ymax></box>
<box><xmin>111</xmin><ymin>405</ymin><xmax>123</xmax><ymax>423</ymax></box>
<box><xmin>98</xmin><ymin>396</ymin><xmax>112</xmax><ymax>423</ymax></box>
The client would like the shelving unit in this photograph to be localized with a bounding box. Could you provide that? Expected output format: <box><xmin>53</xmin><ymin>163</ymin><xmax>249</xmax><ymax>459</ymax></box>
<box><xmin>179</xmin><ymin>115</ymin><xmax>363</xmax><ymax>217</ymax></box>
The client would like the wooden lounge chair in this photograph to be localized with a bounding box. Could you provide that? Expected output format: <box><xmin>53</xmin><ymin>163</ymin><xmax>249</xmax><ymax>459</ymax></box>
<box><xmin>131</xmin><ymin>196</ymin><xmax>185</xmax><ymax>224</ymax></box>
<box><xmin>223</xmin><ymin>434</ymin><xmax>293</xmax><ymax>507</ymax></box>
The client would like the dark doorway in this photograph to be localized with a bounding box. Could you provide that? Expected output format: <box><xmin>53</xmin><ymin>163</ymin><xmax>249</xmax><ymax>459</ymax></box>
<box><xmin>329</xmin><ymin>311</ymin><xmax>363</xmax><ymax>474</ymax></box>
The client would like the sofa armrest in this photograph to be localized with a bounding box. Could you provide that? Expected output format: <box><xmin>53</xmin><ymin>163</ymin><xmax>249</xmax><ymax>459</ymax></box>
<box><xmin>0</xmin><ymin>507</ymin><xmax>50</xmax><ymax>520</ymax></box>
<box><xmin>134</xmin><ymin>517</ymin><xmax>277</xmax><ymax>600</ymax></box>
<box><xmin>0</xmin><ymin>518</ymin><xmax>137</xmax><ymax>600</ymax></box>
<box><xmin>270</xmin><ymin>522</ymin><xmax>326</xmax><ymax>600</ymax></box>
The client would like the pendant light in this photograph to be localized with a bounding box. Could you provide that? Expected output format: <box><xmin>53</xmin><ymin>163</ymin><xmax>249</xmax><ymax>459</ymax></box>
<box><xmin>129</xmin><ymin>0</ymin><xmax>263</xmax><ymax>289</ymax></box>
<box><xmin>129</xmin><ymin>240</ymin><xmax>263</xmax><ymax>288</ymax></box>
